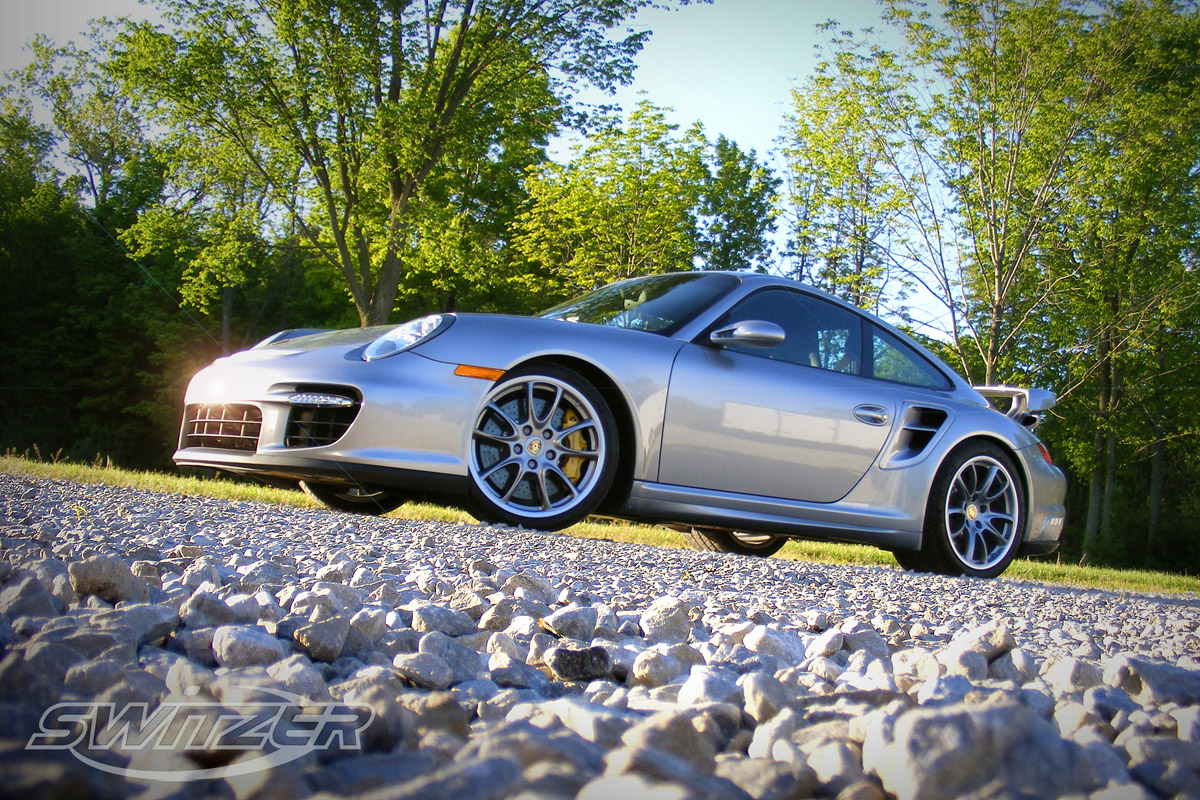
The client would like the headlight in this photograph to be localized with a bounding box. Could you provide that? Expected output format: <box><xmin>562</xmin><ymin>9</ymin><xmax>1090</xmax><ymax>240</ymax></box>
<box><xmin>362</xmin><ymin>314</ymin><xmax>452</xmax><ymax>361</ymax></box>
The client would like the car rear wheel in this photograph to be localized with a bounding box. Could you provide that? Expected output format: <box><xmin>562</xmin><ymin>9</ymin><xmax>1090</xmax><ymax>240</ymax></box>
<box><xmin>300</xmin><ymin>481</ymin><xmax>408</xmax><ymax>515</ymax></box>
<box><xmin>684</xmin><ymin>527</ymin><xmax>786</xmax><ymax>557</ymax></box>
<box><xmin>468</xmin><ymin>365</ymin><xmax>618</xmax><ymax>531</ymax></box>
<box><xmin>910</xmin><ymin>442</ymin><xmax>1025</xmax><ymax>578</ymax></box>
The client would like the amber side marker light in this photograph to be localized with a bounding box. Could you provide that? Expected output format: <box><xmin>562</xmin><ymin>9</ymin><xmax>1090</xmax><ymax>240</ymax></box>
<box><xmin>1038</xmin><ymin>443</ymin><xmax>1054</xmax><ymax>465</ymax></box>
<box><xmin>455</xmin><ymin>364</ymin><xmax>506</xmax><ymax>381</ymax></box>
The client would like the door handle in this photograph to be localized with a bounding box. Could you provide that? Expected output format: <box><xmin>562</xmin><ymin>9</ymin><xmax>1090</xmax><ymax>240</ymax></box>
<box><xmin>854</xmin><ymin>404</ymin><xmax>889</xmax><ymax>426</ymax></box>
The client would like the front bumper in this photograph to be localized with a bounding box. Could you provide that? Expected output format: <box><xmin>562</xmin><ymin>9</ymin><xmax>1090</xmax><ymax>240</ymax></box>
<box><xmin>173</xmin><ymin>346</ymin><xmax>484</xmax><ymax>493</ymax></box>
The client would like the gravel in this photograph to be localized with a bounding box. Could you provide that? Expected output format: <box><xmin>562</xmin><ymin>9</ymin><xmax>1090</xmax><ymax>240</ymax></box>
<box><xmin>1</xmin><ymin>472</ymin><xmax>1198</xmax><ymax>799</ymax></box>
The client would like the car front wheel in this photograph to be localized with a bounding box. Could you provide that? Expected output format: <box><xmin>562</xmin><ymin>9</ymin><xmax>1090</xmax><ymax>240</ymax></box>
<box><xmin>468</xmin><ymin>365</ymin><xmax>618</xmax><ymax>531</ymax></box>
<box><xmin>908</xmin><ymin>442</ymin><xmax>1026</xmax><ymax>578</ymax></box>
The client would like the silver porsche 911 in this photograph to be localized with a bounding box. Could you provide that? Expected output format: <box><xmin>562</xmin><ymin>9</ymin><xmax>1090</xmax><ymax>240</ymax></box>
<box><xmin>175</xmin><ymin>271</ymin><xmax>1065</xmax><ymax>578</ymax></box>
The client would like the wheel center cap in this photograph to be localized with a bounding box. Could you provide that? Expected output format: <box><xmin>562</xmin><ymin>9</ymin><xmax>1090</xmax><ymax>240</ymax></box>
<box><xmin>966</xmin><ymin>504</ymin><xmax>979</xmax><ymax>520</ymax></box>
<box><xmin>526</xmin><ymin>439</ymin><xmax>543</xmax><ymax>457</ymax></box>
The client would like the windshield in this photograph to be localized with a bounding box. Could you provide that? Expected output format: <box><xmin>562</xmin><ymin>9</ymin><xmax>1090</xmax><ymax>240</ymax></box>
<box><xmin>538</xmin><ymin>273</ymin><xmax>740</xmax><ymax>335</ymax></box>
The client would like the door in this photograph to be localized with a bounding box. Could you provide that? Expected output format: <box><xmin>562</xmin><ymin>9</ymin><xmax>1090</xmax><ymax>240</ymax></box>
<box><xmin>659</xmin><ymin>289</ymin><xmax>897</xmax><ymax>504</ymax></box>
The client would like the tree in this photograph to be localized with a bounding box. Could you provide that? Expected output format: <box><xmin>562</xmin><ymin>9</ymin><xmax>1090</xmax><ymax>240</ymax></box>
<box><xmin>696</xmin><ymin>135</ymin><xmax>779</xmax><ymax>272</ymax></box>
<box><xmin>113</xmin><ymin>0</ymin><xmax>701</xmax><ymax>326</ymax></box>
<box><xmin>781</xmin><ymin>35</ymin><xmax>911</xmax><ymax>312</ymax></box>
<box><xmin>930</xmin><ymin>0</ymin><xmax>1116</xmax><ymax>386</ymax></box>
<box><xmin>15</xmin><ymin>34</ymin><xmax>149</xmax><ymax>209</ymax></box>
<box><xmin>513</xmin><ymin>101</ymin><xmax>708</xmax><ymax>295</ymax></box>
<box><xmin>786</xmin><ymin>1</ymin><xmax>1145</xmax><ymax>383</ymax></box>
<box><xmin>1033</xmin><ymin>0</ymin><xmax>1200</xmax><ymax>563</ymax></box>
<box><xmin>515</xmin><ymin>100</ymin><xmax>780</xmax><ymax>296</ymax></box>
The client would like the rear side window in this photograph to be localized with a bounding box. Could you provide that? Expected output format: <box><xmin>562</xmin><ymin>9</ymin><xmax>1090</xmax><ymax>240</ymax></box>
<box><xmin>869</xmin><ymin>326</ymin><xmax>950</xmax><ymax>389</ymax></box>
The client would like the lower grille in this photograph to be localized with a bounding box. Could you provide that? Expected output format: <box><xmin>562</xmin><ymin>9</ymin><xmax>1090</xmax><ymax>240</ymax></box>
<box><xmin>285</xmin><ymin>404</ymin><xmax>359</xmax><ymax>448</ymax></box>
<box><xmin>184</xmin><ymin>404</ymin><xmax>262</xmax><ymax>451</ymax></box>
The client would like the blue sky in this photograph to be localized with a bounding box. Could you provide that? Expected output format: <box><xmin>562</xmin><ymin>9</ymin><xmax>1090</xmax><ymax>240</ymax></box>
<box><xmin>575</xmin><ymin>0</ymin><xmax>887</xmax><ymax>160</ymax></box>
<box><xmin>2</xmin><ymin>0</ymin><xmax>888</xmax><ymax>163</ymax></box>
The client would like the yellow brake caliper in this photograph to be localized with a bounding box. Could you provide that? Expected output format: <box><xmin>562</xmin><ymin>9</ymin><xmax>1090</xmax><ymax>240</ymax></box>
<box><xmin>561</xmin><ymin>408</ymin><xmax>585</xmax><ymax>484</ymax></box>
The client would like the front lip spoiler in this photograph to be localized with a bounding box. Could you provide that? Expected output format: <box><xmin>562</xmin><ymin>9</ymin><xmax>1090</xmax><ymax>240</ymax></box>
<box><xmin>173</xmin><ymin>448</ymin><xmax>467</xmax><ymax>497</ymax></box>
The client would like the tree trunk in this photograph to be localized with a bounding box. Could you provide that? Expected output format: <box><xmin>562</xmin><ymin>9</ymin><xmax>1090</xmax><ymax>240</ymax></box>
<box><xmin>1081</xmin><ymin>331</ymin><xmax>1113</xmax><ymax>563</ymax></box>
<box><xmin>1081</xmin><ymin>431</ymin><xmax>1104</xmax><ymax>564</ymax></box>
<box><xmin>1146</xmin><ymin>434</ymin><xmax>1164</xmax><ymax>565</ymax></box>
<box><xmin>221</xmin><ymin>286</ymin><xmax>233</xmax><ymax>354</ymax></box>
<box><xmin>1099</xmin><ymin>430</ymin><xmax>1117</xmax><ymax>546</ymax></box>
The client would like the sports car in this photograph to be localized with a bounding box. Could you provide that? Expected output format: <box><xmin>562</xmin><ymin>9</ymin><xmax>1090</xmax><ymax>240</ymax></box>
<box><xmin>174</xmin><ymin>271</ymin><xmax>1066</xmax><ymax>578</ymax></box>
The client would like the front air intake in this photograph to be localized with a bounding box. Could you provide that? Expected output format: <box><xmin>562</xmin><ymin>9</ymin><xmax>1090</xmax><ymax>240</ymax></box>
<box><xmin>183</xmin><ymin>404</ymin><xmax>262</xmax><ymax>451</ymax></box>
<box><xmin>284</xmin><ymin>385</ymin><xmax>360</xmax><ymax>448</ymax></box>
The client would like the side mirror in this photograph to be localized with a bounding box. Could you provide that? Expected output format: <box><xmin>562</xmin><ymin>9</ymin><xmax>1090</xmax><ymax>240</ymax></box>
<box><xmin>709</xmin><ymin>320</ymin><xmax>786</xmax><ymax>349</ymax></box>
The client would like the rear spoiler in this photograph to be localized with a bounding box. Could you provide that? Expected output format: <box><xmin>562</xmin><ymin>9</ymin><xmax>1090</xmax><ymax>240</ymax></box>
<box><xmin>973</xmin><ymin>386</ymin><xmax>1056</xmax><ymax>431</ymax></box>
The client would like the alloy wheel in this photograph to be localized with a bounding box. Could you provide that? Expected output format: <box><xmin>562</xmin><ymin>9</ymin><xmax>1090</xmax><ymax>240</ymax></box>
<box><xmin>470</xmin><ymin>374</ymin><xmax>608</xmax><ymax>522</ymax></box>
<box><xmin>944</xmin><ymin>455</ymin><xmax>1020</xmax><ymax>571</ymax></box>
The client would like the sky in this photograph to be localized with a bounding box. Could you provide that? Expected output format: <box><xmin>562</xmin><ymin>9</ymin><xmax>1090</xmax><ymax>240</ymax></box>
<box><xmin>1</xmin><ymin>0</ymin><xmax>889</xmax><ymax>164</ymax></box>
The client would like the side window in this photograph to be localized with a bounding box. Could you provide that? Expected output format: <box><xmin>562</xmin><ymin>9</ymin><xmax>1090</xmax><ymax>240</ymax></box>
<box><xmin>804</xmin><ymin>295</ymin><xmax>860</xmax><ymax>374</ymax></box>
<box><xmin>716</xmin><ymin>289</ymin><xmax>861</xmax><ymax>375</ymax></box>
<box><xmin>869</xmin><ymin>326</ymin><xmax>950</xmax><ymax>388</ymax></box>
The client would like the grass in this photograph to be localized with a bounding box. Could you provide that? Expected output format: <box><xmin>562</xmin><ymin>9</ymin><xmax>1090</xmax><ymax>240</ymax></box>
<box><xmin>3</xmin><ymin>453</ymin><xmax>1197</xmax><ymax>596</ymax></box>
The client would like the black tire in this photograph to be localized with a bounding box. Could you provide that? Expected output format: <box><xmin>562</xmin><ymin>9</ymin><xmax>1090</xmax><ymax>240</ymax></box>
<box><xmin>891</xmin><ymin>549</ymin><xmax>929</xmax><ymax>572</ymax></box>
<box><xmin>300</xmin><ymin>481</ymin><xmax>408</xmax><ymax>515</ymax></box>
<box><xmin>468</xmin><ymin>365</ymin><xmax>619</xmax><ymax>531</ymax></box>
<box><xmin>683</xmin><ymin>527</ymin><xmax>786</xmax><ymax>557</ymax></box>
<box><xmin>917</xmin><ymin>442</ymin><xmax>1026</xmax><ymax>578</ymax></box>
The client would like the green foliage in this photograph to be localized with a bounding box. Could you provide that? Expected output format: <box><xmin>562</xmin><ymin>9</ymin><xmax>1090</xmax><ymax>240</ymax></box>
<box><xmin>514</xmin><ymin>101</ymin><xmax>778</xmax><ymax>298</ymax></box>
<box><xmin>111</xmin><ymin>0</ymin><xmax>698</xmax><ymax>326</ymax></box>
<box><xmin>781</xmin><ymin>38</ymin><xmax>912</xmax><ymax>312</ymax></box>
<box><xmin>697</xmin><ymin>135</ymin><xmax>780</xmax><ymax>272</ymax></box>
<box><xmin>514</xmin><ymin>101</ymin><xmax>708</xmax><ymax>296</ymax></box>
<box><xmin>1010</xmin><ymin>1</ymin><xmax>1200</xmax><ymax>564</ymax></box>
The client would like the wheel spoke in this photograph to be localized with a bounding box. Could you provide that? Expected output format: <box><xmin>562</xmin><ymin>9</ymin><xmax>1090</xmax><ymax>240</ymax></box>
<box><xmin>547</xmin><ymin>464</ymin><xmax>580</xmax><ymax>495</ymax></box>
<box><xmin>557</xmin><ymin>445</ymin><xmax>599</xmax><ymax>461</ymax></box>
<box><xmin>952</xmin><ymin>475</ymin><xmax>971</xmax><ymax>500</ymax></box>
<box><xmin>961</xmin><ymin>529</ymin><xmax>977</xmax><ymax>563</ymax></box>
<box><xmin>480</xmin><ymin>456</ymin><xmax>521</xmax><ymax>483</ymax></box>
<box><xmin>557</xmin><ymin>419</ymin><xmax>596</xmax><ymax>442</ymax></box>
<box><xmin>500</xmin><ymin>467</ymin><xmax>531</xmax><ymax>503</ymax></box>
<box><xmin>524</xmin><ymin>382</ymin><xmax>538</xmax><ymax>425</ymax></box>
<box><xmin>981</xmin><ymin>510</ymin><xmax>1014</xmax><ymax>528</ymax></box>
<box><xmin>535</xmin><ymin>470</ymin><xmax>553</xmax><ymax>511</ymax></box>
<box><xmin>484</xmin><ymin>402</ymin><xmax>519</xmax><ymax>433</ymax></box>
<box><xmin>474</xmin><ymin>429</ymin><xmax>517</xmax><ymax>445</ymax></box>
<box><xmin>980</xmin><ymin>466</ymin><xmax>1007</xmax><ymax>501</ymax></box>
<box><xmin>536</xmin><ymin>385</ymin><xmax>563</xmax><ymax>427</ymax></box>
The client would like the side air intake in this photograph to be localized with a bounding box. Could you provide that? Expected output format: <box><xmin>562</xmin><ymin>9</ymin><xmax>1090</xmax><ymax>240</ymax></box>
<box><xmin>881</xmin><ymin>406</ymin><xmax>948</xmax><ymax>468</ymax></box>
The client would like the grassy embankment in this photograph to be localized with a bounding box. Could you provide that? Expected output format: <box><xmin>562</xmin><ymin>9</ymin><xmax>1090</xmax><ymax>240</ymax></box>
<box><xmin>3</xmin><ymin>454</ymin><xmax>1197</xmax><ymax>596</ymax></box>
